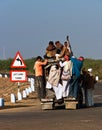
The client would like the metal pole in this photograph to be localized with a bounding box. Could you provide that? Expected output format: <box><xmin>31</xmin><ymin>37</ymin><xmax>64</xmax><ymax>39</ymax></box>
<box><xmin>18</xmin><ymin>82</ymin><xmax>20</xmax><ymax>92</ymax></box>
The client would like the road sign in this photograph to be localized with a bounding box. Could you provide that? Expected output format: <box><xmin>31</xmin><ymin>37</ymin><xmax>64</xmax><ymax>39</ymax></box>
<box><xmin>11</xmin><ymin>51</ymin><xmax>26</xmax><ymax>68</ymax></box>
<box><xmin>10</xmin><ymin>70</ymin><xmax>27</xmax><ymax>82</ymax></box>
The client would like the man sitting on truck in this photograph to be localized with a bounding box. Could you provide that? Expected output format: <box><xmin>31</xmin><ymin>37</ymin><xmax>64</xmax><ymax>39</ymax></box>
<box><xmin>44</xmin><ymin>41</ymin><xmax>56</xmax><ymax>59</ymax></box>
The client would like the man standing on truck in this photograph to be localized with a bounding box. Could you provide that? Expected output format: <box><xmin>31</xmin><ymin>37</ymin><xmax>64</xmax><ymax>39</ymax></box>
<box><xmin>33</xmin><ymin>56</ymin><xmax>48</xmax><ymax>100</ymax></box>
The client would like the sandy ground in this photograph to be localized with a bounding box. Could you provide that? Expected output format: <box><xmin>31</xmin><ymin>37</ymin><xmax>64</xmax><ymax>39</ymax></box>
<box><xmin>0</xmin><ymin>77</ymin><xmax>41</xmax><ymax>112</ymax></box>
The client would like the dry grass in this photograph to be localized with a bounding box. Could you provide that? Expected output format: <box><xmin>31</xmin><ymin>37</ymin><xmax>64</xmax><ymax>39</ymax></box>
<box><xmin>0</xmin><ymin>77</ymin><xmax>35</xmax><ymax>102</ymax></box>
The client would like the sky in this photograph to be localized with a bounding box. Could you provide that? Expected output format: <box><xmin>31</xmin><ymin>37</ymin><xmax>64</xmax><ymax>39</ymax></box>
<box><xmin>0</xmin><ymin>0</ymin><xmax>102</xmax><ymax>60</ymax></box>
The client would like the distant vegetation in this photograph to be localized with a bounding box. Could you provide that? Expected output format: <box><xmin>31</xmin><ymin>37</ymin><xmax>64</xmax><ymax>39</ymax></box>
<box><xmin>83</xmin><ymin>58</ymin><xmax>102</xmax><ymax>79</ymax></box>
<box><xmin>0</xmin><ymin>58</ymin><xmax>102</xmax><ymax>79</ymax></box>
<box><xmin>0</xmin><ymin>58</ymin><xmax>36</xmax><ymax>75</ymax></box>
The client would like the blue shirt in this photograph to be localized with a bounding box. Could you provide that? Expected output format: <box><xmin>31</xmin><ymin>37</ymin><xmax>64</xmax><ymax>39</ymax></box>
<box><xmin>70</xmin><ymin>57</ymin><xmax>83</xmax><ymax>77</ymax></box>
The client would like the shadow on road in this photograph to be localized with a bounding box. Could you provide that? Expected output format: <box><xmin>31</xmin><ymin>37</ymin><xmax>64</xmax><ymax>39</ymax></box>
<box><xmin>54</xmin><ymin>102</ymin><xmax>102</xmax><ymax>110</ymax></box>
<box><xmin>0</xmin><ymin>105</ymin><xmax>34</xmax><ymax>110</ymax></box>
<box><xmin>94</xmin><ymin>103</ymin><xmax>102</xmax><ymax>108</ymax></box>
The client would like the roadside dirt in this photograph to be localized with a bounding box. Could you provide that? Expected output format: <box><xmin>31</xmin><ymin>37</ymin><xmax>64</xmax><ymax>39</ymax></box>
<box><xmin>0</xmin><ymin>77</ymin><xmax>41</xmax><ymax>111</ymax></box>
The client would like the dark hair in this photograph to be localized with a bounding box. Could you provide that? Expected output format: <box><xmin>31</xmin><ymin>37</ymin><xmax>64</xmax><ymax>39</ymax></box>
<box><xmin>64</xmin><ymin>41</ymin><xmax>67</xmax><ymax>44</ymax></box>
<box><xmin>55</xmin><ymin>41</ymin><xmax>60</xmax><ymax>45</ymax></box>
<box><xmin>64</xmin><ymin>41</ymin><xmax>68</xmax><ymax>46</ymax></box>
<box><xmin>36</xmin><ymin>56</ymin><xmax>42</xmax><ymax>60</ymax></box>
<box><xmin>49</xmin><ymin>41</ymin><xmax>54</xmax><ymax>45</ymax></box>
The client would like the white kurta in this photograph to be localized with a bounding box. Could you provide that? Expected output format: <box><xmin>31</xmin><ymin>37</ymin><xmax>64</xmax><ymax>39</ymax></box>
<box><xmin>59</xmin><ymin>60</ymin><xmax>73</xmax><ymax>98</ymax></box>
<box><xmin>46</xmin><ymin>61</ymin><xmax>72</xmax><ymax>100</ymax></box>
<box><xmin>46</xmin><ymin>65</ymin><xmax>62</xmax><ymax>100</ymax></box>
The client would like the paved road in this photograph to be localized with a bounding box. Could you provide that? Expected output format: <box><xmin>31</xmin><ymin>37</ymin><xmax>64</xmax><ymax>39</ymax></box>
<box><xmin>0</xmin><ymin>82</ymin><xmax>102</xmax><ymax>130</ymax></box>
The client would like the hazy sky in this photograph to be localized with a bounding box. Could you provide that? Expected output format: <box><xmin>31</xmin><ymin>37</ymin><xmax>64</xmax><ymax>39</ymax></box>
<box><xmin>0</xmin><ymin>0</ymin><xmax>102</xmax><ymax>59</ymax></box>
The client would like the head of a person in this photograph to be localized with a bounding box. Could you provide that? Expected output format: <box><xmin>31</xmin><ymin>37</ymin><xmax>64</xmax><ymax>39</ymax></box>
<box><xmin>55</xmin><ymin>41</ymin><xmax>62</xmax><ymax>48</ymax></box>
<box><xmin>78</xmin><ymin>56</ymin><xmax>84</xmax><ymax>61</ymax></box>
<box><xmin>64</xmin><ymin>55</ymin><xmax>70</xmax><ymax>61</ymax></box>
<box><xmin>82</xmin><ymin>67</ymin><xmax>87</xmax><ymax>74</ymax></box>
<box><xmin>88</xmin><ymin>68</ymin><xmax>92</xmax><ymax>73</ymax></box>
<box><xmin>49</xmin><ymin>41</ymin><xmax>54</xmax><ymax>46</ymax></box>
<box><xmin>64</xmin><ymin>41</ymin><xmax>70</xmax><ymax>47</ymax></box>
<box><xmin>36</xmin><ymin>56</ymin><xmax>42</xmax><ymax>61</ymax></box>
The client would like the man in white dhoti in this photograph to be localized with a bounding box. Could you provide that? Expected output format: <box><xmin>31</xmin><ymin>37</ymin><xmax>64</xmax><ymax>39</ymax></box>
<box><xmin>46</xmin><ymin>55</ymin><xmax>73</xmax><ymax>100</ymax></box>
<box><xmin>59</xmin><ymin>55</ymin><xmax>73</xmax><ymax>98</ymax></box>
<box><xmin>46</xmin><ymin>64</ymin><xmax>63</xmax><ymax>100</ymax></box>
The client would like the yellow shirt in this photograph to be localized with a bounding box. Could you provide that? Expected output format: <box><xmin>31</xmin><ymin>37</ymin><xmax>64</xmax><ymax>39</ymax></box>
<box><xmin>34</xmin><ymin>60</ymin><xmax>47</xmax><ymax>76</ymax></box>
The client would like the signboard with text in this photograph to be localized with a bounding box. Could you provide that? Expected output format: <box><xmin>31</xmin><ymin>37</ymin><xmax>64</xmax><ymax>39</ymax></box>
<box><xmin>10</xmin><ymin>70</ymin><xmax>27</xmax><ymax>82</ymax></box>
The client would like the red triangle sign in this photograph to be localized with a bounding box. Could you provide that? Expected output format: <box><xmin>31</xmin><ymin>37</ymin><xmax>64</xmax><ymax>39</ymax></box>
<box><xmin>11</xmin><ymin>51</ymin><xmax>26</xmax><ymax>68</ymax></box>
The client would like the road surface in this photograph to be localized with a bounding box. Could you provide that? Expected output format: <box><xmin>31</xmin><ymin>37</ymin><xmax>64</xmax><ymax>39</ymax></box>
<box><xmin>0</xmin><ymin>82</ymin><xmax>102</xmax><ymax>130</ymax></box>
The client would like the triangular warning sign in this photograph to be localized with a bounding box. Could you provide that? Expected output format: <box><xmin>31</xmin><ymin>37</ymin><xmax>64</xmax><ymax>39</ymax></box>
<box><xmin>11</xmin><ymin>51</ymin><xmax>26</xmax><ymax>68</ymax></box>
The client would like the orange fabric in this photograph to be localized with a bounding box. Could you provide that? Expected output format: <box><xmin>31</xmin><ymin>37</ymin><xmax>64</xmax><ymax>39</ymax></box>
<box><xmin>34</xmin><ymin>60</ymin><xmax>47</xmax><ymax>76</ymax></box>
